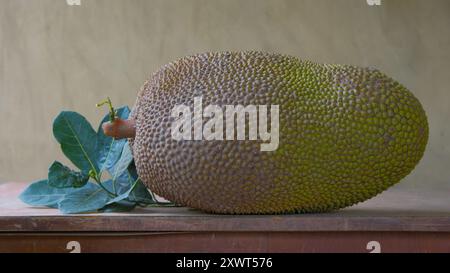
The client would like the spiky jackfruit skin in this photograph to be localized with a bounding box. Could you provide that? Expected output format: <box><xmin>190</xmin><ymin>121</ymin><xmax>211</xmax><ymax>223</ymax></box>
<box><xmin>129</xmin><ymin>51</ymin><xmax>428</xmax><ymax>214</ymax></box>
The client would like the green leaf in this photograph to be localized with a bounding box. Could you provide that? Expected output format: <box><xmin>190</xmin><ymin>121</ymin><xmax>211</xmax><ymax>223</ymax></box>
<box><xmin>126</xmin><ymin>162</ymin><xmax>173</xmax><ymax>206</ymax></box>
<box><xmin>97</xmin><ymin>107</ymin><xmax>130</xmax><ymax>173</ymax></box>
<box><xmin>127</xmin><ymin>162</ymin><xmax>156</xmax><ymax>204</ymax></box>
<box><xmin>99</xmin><ymin>200</ymin><xmax>137</xmax><ymax>213</ymax></box>
<box><xmin>48</xmin><ymin>161</ymin><xmax>89</xmax><ymax>188</ymax></box>
<box><xmin>109</xmin><ymin>143</ymin><xmax>133</xmax><ymax>182</ymax></box>
<box><xmin>127</xmin><ymin>179</ymin><xmax>156</xmax><ymax>205</ymax></box>
<box><xmin>26</xmin><ymin>106</ymin><xmax>153</xmax><ymax>214</ymax></box>
<box><xmin>106</xmin><ymin>178</ymin><xmax>139</xmax><ymax>205</ymax></box>
<box><xmin>115</xmin><ymin>163</ymin><xmax>156</xmax><ymax>205</ymax></box>
<box><xmin>104</xmin><ymin>159</ymin><xmax>155</xmax><ymax>205</ymax></box>
<box><xmin>53</xmin><ymin>111</ymin><xmax>99</xmax><ymax>175</ymax></box>
<box><xmin>19</xmin><ymin>180</ymin><xmax>75</xmax><ymax>208</ymax></box>
<box><xmin>58</xmin><ymin>182</ymin><xmax>111</xmax><ymax>214</ymax></box>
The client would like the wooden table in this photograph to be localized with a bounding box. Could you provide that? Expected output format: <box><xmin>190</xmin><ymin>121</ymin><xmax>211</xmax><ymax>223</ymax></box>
<box><xmin>1</xmin><ymin>182</ymin><xmax>450</xmax><ymax>253</ymax></box>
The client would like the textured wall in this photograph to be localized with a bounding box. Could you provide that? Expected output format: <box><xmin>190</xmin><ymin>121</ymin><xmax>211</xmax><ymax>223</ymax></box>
<box><xmin>0</xmin><ymin>0</ymin><xmax>449</xmax><ymax>192</ymax></box>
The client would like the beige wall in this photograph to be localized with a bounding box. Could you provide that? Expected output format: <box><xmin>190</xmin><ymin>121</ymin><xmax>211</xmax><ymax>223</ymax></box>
<box><xmin>1</xmin><ymin>0</ymin><xmax>449</xmax><ymax>191</ymax></box>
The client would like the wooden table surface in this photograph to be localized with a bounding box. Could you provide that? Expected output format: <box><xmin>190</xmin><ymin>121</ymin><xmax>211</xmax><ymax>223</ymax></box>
<box><xmin>1</xmin><ymin>182</ymin><xmax>450</xmax><ymax>252</ymax></box>
<box><xmin>1</xmin><ymin>182</ymin><xmax>450</xmax><ymax>232</ymax></box>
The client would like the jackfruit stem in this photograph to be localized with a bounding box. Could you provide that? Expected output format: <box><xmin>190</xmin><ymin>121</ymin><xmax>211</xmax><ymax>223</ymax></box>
<box><xmin>96</xmin><ymin>97</ymin><xmax>117</xmax><ymax>122</ymax></box>
<box><xmin>96</xmin><ymin>97</ymin><xmax>136</xmax><ymax>139</ymax></box>
<box><xmin>102</xmin><ymin>118</ymin><xmax>136</xmax><ymax>139</ymax></box>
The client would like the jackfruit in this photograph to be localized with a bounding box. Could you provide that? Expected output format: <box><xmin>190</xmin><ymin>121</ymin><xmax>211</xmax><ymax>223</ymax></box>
<box><xmin>121</xmin><ymin>51</ymin><xmax>428</xmax><ymax>214</ymax></box>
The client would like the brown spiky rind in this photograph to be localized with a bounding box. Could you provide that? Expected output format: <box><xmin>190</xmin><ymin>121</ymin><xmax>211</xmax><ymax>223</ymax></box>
<box><xmin>129</xmin><ymin>51</ymin><xmax>428</xmax><ymax>214</ymax></box>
